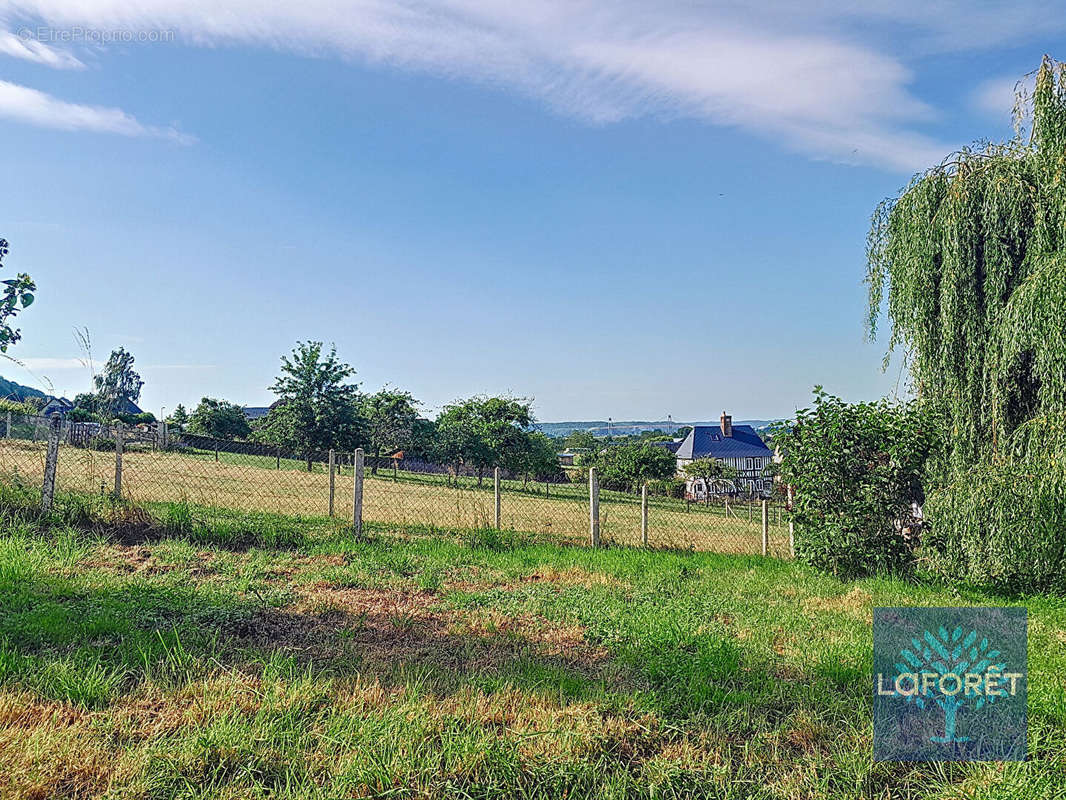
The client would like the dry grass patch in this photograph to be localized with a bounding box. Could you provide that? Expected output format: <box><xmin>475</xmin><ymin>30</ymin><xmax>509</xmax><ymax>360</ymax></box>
<box><xmin>0</xmin><ymin>693</ymin><xmax>115</xmax><ymax>800</ymax></box>
<box><xmin>244</xmin><ymin>584</ymin><xmax>611</xmax><ymax>676</ymax></box>
<box><xmin>801</xmin><ymin>587</ymin><xmax>872</xmax><ymax>619</ymax></box>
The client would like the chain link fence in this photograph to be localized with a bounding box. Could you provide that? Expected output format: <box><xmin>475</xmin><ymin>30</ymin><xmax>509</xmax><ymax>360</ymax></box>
<box><xmin>0</xmin><ymin>414</ymin><xmax>791</xmax><ymax>557</ymax></box>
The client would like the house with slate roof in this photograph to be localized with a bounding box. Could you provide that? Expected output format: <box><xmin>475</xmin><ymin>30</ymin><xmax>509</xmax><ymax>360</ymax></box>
<box><xmin>675</xmin><ymin>412</ymin><xmax>773</xmax><ymax>498</ymax></box>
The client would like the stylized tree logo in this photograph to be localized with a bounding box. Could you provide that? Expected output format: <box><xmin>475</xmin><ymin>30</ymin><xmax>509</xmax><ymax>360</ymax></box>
<box><xmin>887</xmin><ymin>625</ymin><xmax>1014</xmax><ymax>743</ymax></box>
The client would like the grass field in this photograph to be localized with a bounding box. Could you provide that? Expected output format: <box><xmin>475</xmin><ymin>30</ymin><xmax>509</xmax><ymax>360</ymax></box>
<box><xmin>0</xmin><ymin>439</ymin><xmax>791</xmax><ymax>556</ymax></box>
<box><xmin>0</xmin><ymin>487</ymin><xmax>1063</xmax><ymax>799</ymax></box>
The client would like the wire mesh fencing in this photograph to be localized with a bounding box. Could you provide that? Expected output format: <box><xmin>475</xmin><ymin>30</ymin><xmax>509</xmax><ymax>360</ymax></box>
<box><xmin>0</xmin><ymin>413</ymin><xmax>791</xmax><ymax>557</ymax></box>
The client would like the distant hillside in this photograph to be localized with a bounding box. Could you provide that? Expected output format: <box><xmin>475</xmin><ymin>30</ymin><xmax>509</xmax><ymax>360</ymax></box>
<box><xmin>0</xmin><ymin>375</ymin><xmax>46</xmax><ymax>403</ymax></box>
<box><xmin>535</xmin><ymin>419</ymin><xmax>783</xmax><ymax>438</ymax></box>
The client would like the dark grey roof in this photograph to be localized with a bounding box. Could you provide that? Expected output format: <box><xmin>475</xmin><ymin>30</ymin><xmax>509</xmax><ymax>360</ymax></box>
<box><xmin>675</xmin><ymin>425</ymin><xmax>771</xmax><ymax>460</ymax></box>
<box><xmin>649</xmin><ymin>440</ymin><xmax>682</xmax><ymax>454</ymax></box>
<box><xmin>243</xmin><ymin>406</ymin><xmax>271</xmax><ymax>420</ymax></box>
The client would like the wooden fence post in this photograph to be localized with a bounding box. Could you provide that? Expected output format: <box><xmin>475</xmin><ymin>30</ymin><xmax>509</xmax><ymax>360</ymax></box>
<box><xmin>40</xmin><ymin>416</ymin><xmax>61</xmax><ymax>513</ymax></box>
<box><xmin>276</xmin><ymin>447</ymin><xmax>281</xmax><ymax>470</ymax></box>
<box><xmin>494</xmin><ymin>467</ymin><xmax>501</xmax><ymax>530</ymax></box>
<box><xmin>328</xmin><ymin>449</ymin><xmax>336</xmax><ymax>517</ymax></box>
<box><xmin>113</xmin><ymin>422</ymin><xmax>124</xmax><ymax>500</ymax></box>
<box><xmin>353</xmin><ymin>448</ymin><xmax>364</xmax><ymax>536</ymax></box>
<box><xmin>5</xmin><ymin>411</ymin><xmax>10</xmax><ymax>438</ymax></box>
<box><xmin>761</xmin><ymin>499</ymin><xmax>769</xmax><ymax>557</ymax></box>
<box><xmin>589</xmin><ymin>468</ymin><xmax>600</xmax><ymax>548</ymax></box>
<box><xmin>641</xmin><ymin>483</ymin><xmax>649</xmax><ymax>547</ymax></box>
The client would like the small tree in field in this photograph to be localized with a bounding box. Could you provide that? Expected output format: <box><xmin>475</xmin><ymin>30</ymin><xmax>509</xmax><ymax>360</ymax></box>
<box><xmin>361</xmin><ymin>388</ymin><xmax>419</xmax><ymax>475</ymax></box>
<box><xmin>581</xmin><ymin>442</ymin><xmax>676</xmax><ymax>493</ymax></box>
<box><xmin>564</xmin><ymin>430</ymin><xmax>598</xmax><ymax>452</ymax></box>
<box><xmin>682</xmin><ymin>458</ymin><xmax>737</xmax><ymax>503</ymax></box>
<box><xmin>256</xmin><ymin>341</ymin><xmax>364</xmax><ymax>470</ymax></box>
<box><xmin>94</xmin><ymin>348</ymin><xmax>143</xmax><ymax>418</ymax></box>
<box><xmin>513</xmin><ymin>431</ymin><xmax>560</xmax><ymax>487</ymax></box>
<box><xmin>434</xmin><ymin>396</ymin><xmax>533</xmax><ymax>485</ymax></box>
<box><xmin>0</xmin><ymin>238</ymin><xmax>35</xmax><ymax>353</ymax></box>
<box><xmin>168</xmin><ymin>404</ymin><xmax>189</xmax><ymax>430</ymax></box>
<box><xmin>188</xmin><ymin>397</ymin><xmax>251</xmax><ymax>440</ymax></box>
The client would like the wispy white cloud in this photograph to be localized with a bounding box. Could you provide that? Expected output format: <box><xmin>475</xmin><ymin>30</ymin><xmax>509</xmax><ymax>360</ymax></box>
<box><xmin>17</xmin><ymin>357</ymin><xmax>94</xmax><ymax>370</ymax></box>
<box><xmin>971</xmin><ymin>74</ymin><xmax>1036</xmax><ymax>122</ymax></box>
<box><xmin>0</xmin><ymin>28</ymin><xmax>82</xmax><ymax>67</ymax></box>
<box><xmin>143</xmin><ymin>364</ymin><xmax>216</xmax><ymax>370</ymax></box>
<box><xmin>1</xmin><ymin>1</ymin><xmax>1054</xmax><ymax>170</ymax></box>
<box><xmin>0</xmin><ymin>80</ymin><xmax>195</xmax><ymax>142</ymax></box>
<box><xmin>17</xmin><ymin>357</ymin><xmax>213</xmax><ymax>371</ymax></box>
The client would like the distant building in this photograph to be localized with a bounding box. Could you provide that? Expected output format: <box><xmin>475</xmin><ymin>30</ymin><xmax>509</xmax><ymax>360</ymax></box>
<box><xmin>243</xmin><ymin>406</ymin><xmax>272</xmax><ymax>422</ymax></box>
<box><xmin>675</xmin><ymin>412</ymin><xmax>773</xmax><ymax>498</ymax></box>
<box><xmin>40</xmin><ymin>396</ymin><xmax>74</xmax><ymax>417</ymax></box>
<box><xmin>115</xmin><ymin>398</ymin><xmax>144</xmax><ymax>416</ymax></box>
<box><xmin>558</xmin><ymin>451</ymin><xmax>576</xmax><ymax>467</ymax></box>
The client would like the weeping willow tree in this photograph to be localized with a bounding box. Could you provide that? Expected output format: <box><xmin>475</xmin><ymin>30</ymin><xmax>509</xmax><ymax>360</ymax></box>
<box><xmin>867</xmin><ymin>56</ymin><xmax>1066</xmax><ymax>592</ymax></box>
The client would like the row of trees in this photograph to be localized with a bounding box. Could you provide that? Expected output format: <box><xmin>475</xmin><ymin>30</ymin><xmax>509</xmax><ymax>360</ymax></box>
<box><xmin>171</xmin><ymin>341</ymin><xmax>563</xmax><ymax>484</ymax></box>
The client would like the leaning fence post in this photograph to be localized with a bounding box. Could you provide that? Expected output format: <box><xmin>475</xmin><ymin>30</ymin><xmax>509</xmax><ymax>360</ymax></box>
<box><xmin>761</xmin><ymin>499</ymin><xmax>769</xmax><ymax>557</ymax></box>
<box><xmin>113</xmin><ymin>422</ymin><xmax>124</xmax><ymax>500</ymax></box>
<box><xmin>353</xmin><ymin>448</ymin><xmax>364</xmax><ymax>536</ymax></box>
<box><xmin>494</xmin><ymin>466</ymin><xmax>501</xmax><ymax>530</ymax></box>
<box><xmin>328</xmin><ymin>449</ymin><xmax>336</xmax><ymax>517</ymax></box>
<box><xmin>641</xmin><ymin>483</ymin><xmax>649</xmax><ymax>547</ymax></box>
<box><xmin>40</xmin><ymin>416</ymin><xmax>61</xmax><ymax>513</ymax></box>
<box><xmin>589</xmin><ymin>467</ymin><xmax>600</xmax><ymax>548</ymax></box>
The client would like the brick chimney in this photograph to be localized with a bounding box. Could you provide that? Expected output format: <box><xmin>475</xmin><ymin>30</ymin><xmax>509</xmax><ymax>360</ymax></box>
<box><xmin>720</xmin><ymin>411</ymin><xmax>732</xmax><ymax>437</ymax></box>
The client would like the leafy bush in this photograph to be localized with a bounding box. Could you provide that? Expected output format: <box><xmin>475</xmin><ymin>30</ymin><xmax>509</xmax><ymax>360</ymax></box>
<box><xmin>67</xmin><ymin>407</ymin><xmax>98</xmax><ymax>423</ymax></box>
<box><xmin>647</xmin><ymin>477</ymin><xmax>686</xmax><ymax>498</ymax></box>
<box><xmin>778</xmin><ymin>389</ymin><xmax>936</xmax><ymax>579</ymax></box>
<box><xmin>578</xmin><ymin>442</ymin><xmax>677</xmax><ymax>493</ymax></box>
<box><xmin>0</xmin><ymin>398</ymin><xmax>35</xmax><ymax>416</ymax></box>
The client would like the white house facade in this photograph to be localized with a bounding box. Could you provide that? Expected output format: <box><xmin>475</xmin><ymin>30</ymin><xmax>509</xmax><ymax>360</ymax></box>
<box><xmin>675</xmin><ymin>412</ymin><xmax>773</xmax><ymax>499</ymax></box>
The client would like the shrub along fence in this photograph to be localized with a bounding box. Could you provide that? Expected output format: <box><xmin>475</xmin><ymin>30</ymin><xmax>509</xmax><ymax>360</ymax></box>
<box><xmin>0</xmin><ymin>414</ymin><xmax>791</xmax><ymax>557</ymax></box>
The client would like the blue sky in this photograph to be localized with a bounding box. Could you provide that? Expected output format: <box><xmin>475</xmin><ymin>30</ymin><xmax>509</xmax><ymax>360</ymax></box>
<box><xmin>0</xmin><ymin>2</ymin><xmax>1059</xmax><ymax>421</ymax></box>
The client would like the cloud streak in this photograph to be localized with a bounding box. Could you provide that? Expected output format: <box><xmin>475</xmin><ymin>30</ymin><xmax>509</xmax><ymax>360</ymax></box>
<box><xmin>0</xmin><ymin>80</ymin><xmax>194</xmax><ymax>142</ymax></box>
<box><xmin>0</xmin><ymin>28</ymin><xmax>83</xmax><ymax>67</ymax></box>
<box><xmin>3</xmin><ymin>1</ymin><xmax>1050</xmax><ymax>169</ymax></box>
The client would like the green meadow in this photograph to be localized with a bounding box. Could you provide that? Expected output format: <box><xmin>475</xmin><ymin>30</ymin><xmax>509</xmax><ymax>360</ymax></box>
<box><xmin>0</xmin><ymin>486</ymin><xmax>1063</xmax><ymax>799</ymax></box>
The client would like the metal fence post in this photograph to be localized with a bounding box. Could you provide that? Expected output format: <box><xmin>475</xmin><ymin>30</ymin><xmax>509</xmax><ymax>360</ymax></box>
<box><xmin>328</xmin><ymin>449</ymin><xmax>336</xmax><ymax>517</ymax></box>
<box><xmin>113</xmin><ymin>422</ymin><xmax>124</xmax><ymax>500</ymax></box>
<box><xmin>40</xmin><ymin>416</ymin><xmax>61</xmax><ymax>513</ymax></box>
<box><xmin>641</xmin><ymin>483</ymin><xmax>649</xmax><ymax>547</ymax></box>
<box><xmin>589</xmin><ymin>468</ymin><xmax>600</xmax><ymax>548</ymax></box>
<box><xmin>494</xmin><ymin>466</ymin><xmax>501</xmax><ymax>530</ymax></box>
<box><xmin>761</xmin><ymin>499</ymin><xmax>769</xmax><ymax>557</ymax></box>
<box><xmin>353</xmin><ymin>448</ymin><xmax>364</xmax><ymax>536</ymax></box>
<box><xmin>4</xmin><ymin>411</ymin><xmax>9</xmax><ymax>438</ymax></box>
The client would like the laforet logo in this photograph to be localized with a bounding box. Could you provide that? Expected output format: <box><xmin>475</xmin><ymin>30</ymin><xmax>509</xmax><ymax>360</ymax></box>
<box><xmin>873</xmin><ymin>608</ymin><xmax>1027</xmax><ymax>761</ymax></box>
